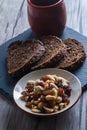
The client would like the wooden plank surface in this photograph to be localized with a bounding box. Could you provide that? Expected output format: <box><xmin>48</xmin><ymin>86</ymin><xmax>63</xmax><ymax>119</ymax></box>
<box><xmin>0</xmin><ymin>0</ymin><xmax>87</xmax><ymax>130</ymax></box>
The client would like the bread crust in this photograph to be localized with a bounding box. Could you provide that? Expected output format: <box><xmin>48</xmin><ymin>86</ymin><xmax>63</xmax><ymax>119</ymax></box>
<box><xmin>7</xmin><ymin>40</ymin><xmax>45</xmax><ymax>77</ymax></box>
<box><xmin>56</xmin><ymin>38</ymin><xmax>86</xmax><ymax>71</ymax></box>
<box><xmin>7</xmin><ymin>37</ymin><xmax>86</xmax><ymax>78</ymax></box>
<box><xmin>32</xmin><ymin>36</ymin><xmax>66</xmax><ymax>70</ymax></box>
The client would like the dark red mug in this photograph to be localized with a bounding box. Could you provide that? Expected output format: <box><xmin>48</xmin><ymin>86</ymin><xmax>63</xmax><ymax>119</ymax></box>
<box><xmin>27</xmin><ymin>0</ymin><xmax>66</xmax><ymax>36</ymax></box>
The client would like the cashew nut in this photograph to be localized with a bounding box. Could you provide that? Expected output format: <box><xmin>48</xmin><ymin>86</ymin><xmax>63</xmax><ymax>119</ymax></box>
<box><xmin>45</xmin><ymin>95</ymin><xmax>57</xmax><ymax>101</ymax></box>
<box><xmin>43</xmin><ymin>106</ymin><xmax>54</xmax><ymax>113</ymax></box>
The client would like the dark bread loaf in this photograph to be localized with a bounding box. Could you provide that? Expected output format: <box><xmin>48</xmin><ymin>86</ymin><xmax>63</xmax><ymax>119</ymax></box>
<box><xmin>31</xmin><ymin>36</ymin><xmax>66</xmax><ymax>70</ymax></box>
<box><xmin>7</xmin><ymin>40</ymin><xmax>45</xmax><ymax>77</ymax></box>
<box><xmin>56</xmin><ymin>38</ymin><xmax>86</xmax><ymax>71</ymax></box>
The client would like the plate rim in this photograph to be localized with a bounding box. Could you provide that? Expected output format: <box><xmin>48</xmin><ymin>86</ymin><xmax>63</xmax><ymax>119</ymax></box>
<box><xmin>13</xmin><ymin>68</ymin><xmax>82</xmax><ymax>116</ymax></box>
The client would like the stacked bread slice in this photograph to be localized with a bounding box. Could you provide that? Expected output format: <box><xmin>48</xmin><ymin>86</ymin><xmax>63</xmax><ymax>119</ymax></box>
<box><xmin>56</xmin><ymin>38</ymin><xmax>86</xmax><ymax>71</ymax></box>
<box><xmin>7</xmin><ymin>36</ymin><xmax>86</xmax><ymax>78</ymax></box>
<box><xmin>31</xmin><ymin>36</ymin><xmax>66</xmax><ymax>70</ymax></box>
<box><xmin>7</xmin><ymin>39</ymin><xmax>45</xmax><ymax>77</ymax></box>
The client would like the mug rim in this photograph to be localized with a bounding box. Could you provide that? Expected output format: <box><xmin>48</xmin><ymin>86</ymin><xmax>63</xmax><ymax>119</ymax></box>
<box><xmin>27</xmin><ymin>0</ymin><xmax>63</xmax><ymax>8</ymax></box>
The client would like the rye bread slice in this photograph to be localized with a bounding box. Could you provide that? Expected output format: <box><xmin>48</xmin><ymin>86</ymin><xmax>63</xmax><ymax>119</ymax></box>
<box><xmin>31</xmin><ymin>36</ymin><xmax>66</xmax><ymax>70</ymax></box>
<box><xmin>7</xmin><ymin>40</ymin><xmax>45</xmax><ymax>77</ymax></box>
<box><xmin>56</xmin><ymin>38</ymin><xmax>86</xmax><ymax>71</ymax></box>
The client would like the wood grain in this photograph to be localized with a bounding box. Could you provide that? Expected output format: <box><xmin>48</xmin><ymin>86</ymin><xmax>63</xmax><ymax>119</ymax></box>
<box><xmin>0</xmin><ymin>0</ymin><xmax>87</xmax><ymax>130</ymax></box>
<box><xmin>0</xmin><ymin>0</ymin><xmax>29</xmax><ymax>44</ymax></box>
<box><xmin>65</xmin><ymin>0</ymin><xmax>87</xmax><ymax>36</ymax></box>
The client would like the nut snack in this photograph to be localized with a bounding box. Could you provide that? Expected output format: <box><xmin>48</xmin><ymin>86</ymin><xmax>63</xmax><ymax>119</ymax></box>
<box><xmin>20</xmin><ymin>74</ymin><xmax>72</xmax><ymax>113</ymax></box>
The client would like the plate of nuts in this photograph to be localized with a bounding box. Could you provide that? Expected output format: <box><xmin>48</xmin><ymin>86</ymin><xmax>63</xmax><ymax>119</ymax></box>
<box><xmin>13</xmin><ymin>68</ymin><xmax>82</xmax><ymax>116</ymax></box>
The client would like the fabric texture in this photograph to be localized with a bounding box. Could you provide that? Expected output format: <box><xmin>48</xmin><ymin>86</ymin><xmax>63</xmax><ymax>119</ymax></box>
<box><xmin>0</xmin><ymin>27</ymin><xmax>87</xmax><ymax>100</ymax></box>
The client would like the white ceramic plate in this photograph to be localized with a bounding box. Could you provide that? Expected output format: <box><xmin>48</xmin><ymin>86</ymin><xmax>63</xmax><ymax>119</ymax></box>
<box><xmin>13</xmin><ymin>68</ymin><xmax>82</xmax><ymax>116</ymax></box>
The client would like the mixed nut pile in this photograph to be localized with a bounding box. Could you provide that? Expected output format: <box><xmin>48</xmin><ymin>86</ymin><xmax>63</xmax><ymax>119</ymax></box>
<box><xmin>20</xmin><ymin>74</ymin><xmax>72</xmax><ymax>113</ymax></box>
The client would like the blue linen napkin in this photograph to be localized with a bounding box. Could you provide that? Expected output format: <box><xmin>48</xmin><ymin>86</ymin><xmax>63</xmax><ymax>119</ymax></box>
<box><xmin>0</xmin><ymin>27</ymin><xmax>87</xmax><ymax>100</ymax></box>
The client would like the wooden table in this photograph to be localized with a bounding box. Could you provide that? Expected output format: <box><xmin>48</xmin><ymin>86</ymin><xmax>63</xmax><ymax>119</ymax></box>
<box><xmin>0</xmin><ymin>0</ymin><xmax>87</xmax><ymax>129</ymax></box>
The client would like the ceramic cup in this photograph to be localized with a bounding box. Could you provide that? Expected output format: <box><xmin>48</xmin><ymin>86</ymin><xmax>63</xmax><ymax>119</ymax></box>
<box><xmin>27</xmin><ymin>0</ymin><xmax>66</xmax><ymax>36</ymax></box>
